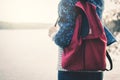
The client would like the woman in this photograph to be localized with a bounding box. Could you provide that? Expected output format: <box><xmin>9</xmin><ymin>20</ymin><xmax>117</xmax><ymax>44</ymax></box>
<box><xmin>48</xmin><ymin>0</ymin><xmax>116</xmax><ymax>80</ymax></box>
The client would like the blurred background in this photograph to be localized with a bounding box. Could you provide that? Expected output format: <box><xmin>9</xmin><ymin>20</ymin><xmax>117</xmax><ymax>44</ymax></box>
<box><xmin>0</xmin><ymin>0</ymin><xmax>120</xmax><ymax>80</ymax></box>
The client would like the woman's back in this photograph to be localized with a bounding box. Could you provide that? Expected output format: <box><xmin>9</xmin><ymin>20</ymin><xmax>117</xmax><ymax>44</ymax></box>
<box><xmin>55</xmin><ymin>0</ymin><xmax>104</xmax><ymax>48</ymax></box>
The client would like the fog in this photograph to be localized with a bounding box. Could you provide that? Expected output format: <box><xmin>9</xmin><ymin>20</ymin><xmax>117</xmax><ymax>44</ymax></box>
<box><xmin>0</xmin><ymin>29</ymin><xmax>58</xmax><ymax>80</ymax></box>
<box><xmin>0</xmin><ymin>0</ymin><xmax>59</xmax><ymax>23</ymax></box>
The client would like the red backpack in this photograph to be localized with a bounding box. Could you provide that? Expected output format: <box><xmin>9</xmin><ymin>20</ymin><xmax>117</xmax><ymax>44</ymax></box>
<box><xmin>61</xmin><ymin>2</ymin><xmax>113</xmax><ymax>71</ymax></box>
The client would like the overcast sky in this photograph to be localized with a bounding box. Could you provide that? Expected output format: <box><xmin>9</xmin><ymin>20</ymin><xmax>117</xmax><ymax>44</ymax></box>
<box><xmin>0</xmin><ymin>0</ymin><xmax>59</xmax><ymax>23</ymax></box>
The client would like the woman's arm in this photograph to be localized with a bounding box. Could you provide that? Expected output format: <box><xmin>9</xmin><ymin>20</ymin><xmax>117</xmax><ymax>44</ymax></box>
<box><xmin>53</xmin><ymin>0</ymin><xmax>78</xmax><ymax>48</ymax></box>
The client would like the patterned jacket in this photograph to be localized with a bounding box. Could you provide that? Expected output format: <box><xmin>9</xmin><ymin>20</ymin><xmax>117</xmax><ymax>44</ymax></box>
<box><xmin>54</xmin><ymin>0</ymin><xmax>116</xmax><ymax>48</ymax></box>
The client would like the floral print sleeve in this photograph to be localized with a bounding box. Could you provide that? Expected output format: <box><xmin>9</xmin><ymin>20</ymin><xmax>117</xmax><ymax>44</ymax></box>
<box><xmin>53</xmin><ymin>0</ymin><xmax>78</xmax><ymax>48</ymax></box>
<box><xmin>53</xmin><ymin>0</ymin><xmax>116</xmax><ymax>48</ymax></box>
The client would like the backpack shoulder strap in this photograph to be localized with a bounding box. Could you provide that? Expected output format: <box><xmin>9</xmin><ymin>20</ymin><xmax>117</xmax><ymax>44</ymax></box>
<box><xmin>106</xmin><ymin>50</ymin><xmax>113</xmax><ymax>71</ymax></box>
